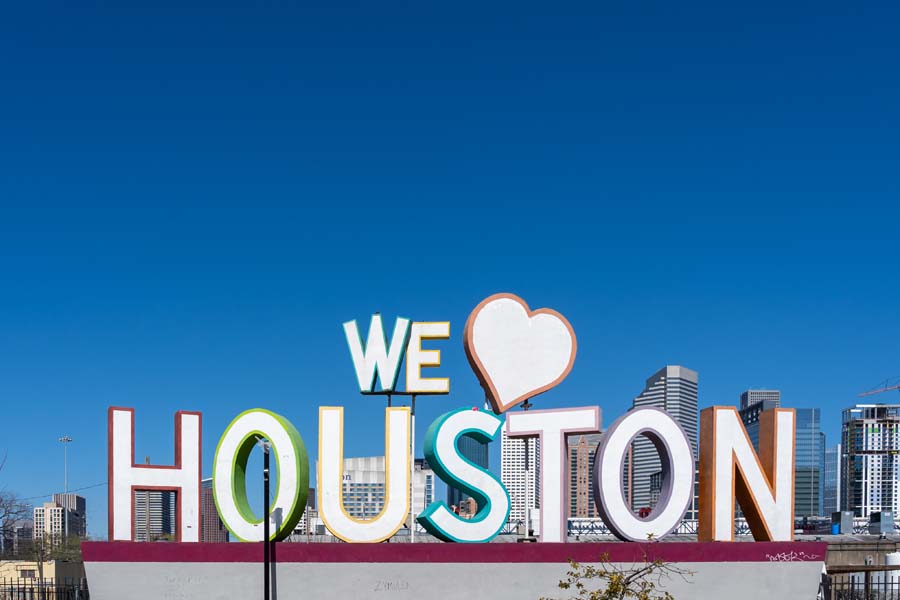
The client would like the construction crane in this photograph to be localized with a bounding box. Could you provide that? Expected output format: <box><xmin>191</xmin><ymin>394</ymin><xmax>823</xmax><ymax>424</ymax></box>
<box><xmin>859</xmin><ymin>377</ymin><xmax>900</xmax><ymax>398</ymax></box>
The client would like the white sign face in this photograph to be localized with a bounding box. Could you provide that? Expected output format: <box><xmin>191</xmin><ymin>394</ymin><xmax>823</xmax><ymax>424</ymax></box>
<box><xmin>405</xmin><ymin>321</ymin><xmax>451</xmax><ymax>394</ymax></box>
<box><xmin>699</xmin><ymin>407</ymin><xmax>795</xmax><ymax>542</ymax></box>
<box><xmin>212</xmin><ymin>409</ymin><xmax>309</xmax><ymax>542</ymax></box>
<box><xmin>317</xmin><ymin>406</ymin><xmax>411</xmax><ymax>543</ymax></box>
<box><xmin>343</xmin><ymin>315</ymin><xmax>411</xmax><ymax>392</ymax></box>
<box><xmin>593</xmin><ymin>408</ymin><xmax>695</xmax><ymax>542</ymax></box>
<box><xmin>464</xmin><ymin>293</ymin><xmax>576</xmax><ymax>414</ymax></box>
<box><xmin>417</xmin><ymin>407</ymin><xmax>510</xmax><ymax>543</ymax></box>
<box><xmin>108</xmin><ymin>407</ymin><xmax>202</xmax><ymax>542</ymax></box>
<box><xmin>505</xmin><ymin>407</ymin><xmax>601</xmax><ymax>543</ymax></box>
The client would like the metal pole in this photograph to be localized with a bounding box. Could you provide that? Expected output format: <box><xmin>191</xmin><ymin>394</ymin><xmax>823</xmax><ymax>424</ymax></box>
<box><xmin>144</xmin><ymin>456</ymin><xmax>151</xmax><ymax>541</ymax></box>
<box><xmin>410</xmin><ymin>395</ymin><xmax>416</xmax><ymax>543</ymax></box>
<box><xmin>263</xmin><ymin>441</ymin><xmax>270</xmax><ymax>600</ymax></box>
<box><xmin>524</xmin><ymin>436</ymin><xmax>530</xmax><ymax>536</ymax></box>
<box><xmin>521</xmin><ymin>401</ymin><xmax>532</xmax><ymax>538</ymax></box>
<box><xmin>58</xmin><ymin>436</ymin><xmax>72</xmax><ymax>540</ymax></box>
<box><xmin>64</xmin><ymin>441</ymin><xmax>68</xmax><ymax>539</ymax></box>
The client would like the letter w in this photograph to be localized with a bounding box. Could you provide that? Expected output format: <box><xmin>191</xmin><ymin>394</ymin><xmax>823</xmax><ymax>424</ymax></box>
<box><xmin>343</xmin><ymin>315</ymin><xmax>411</xmax><ymax>392</ymax></box>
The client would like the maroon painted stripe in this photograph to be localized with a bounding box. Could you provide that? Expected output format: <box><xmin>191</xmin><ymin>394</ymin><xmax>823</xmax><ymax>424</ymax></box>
<box><xmin>81</xmin><ymin>541</ymin><xmax>826</xmax><ymax>564</ymax></box>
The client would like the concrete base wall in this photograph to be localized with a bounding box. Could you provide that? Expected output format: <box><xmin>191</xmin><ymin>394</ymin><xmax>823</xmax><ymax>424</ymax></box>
<box><xmin>82</xmin><ymin>542</ymin><xmax>826</xmax><ymax>600</ymax></box>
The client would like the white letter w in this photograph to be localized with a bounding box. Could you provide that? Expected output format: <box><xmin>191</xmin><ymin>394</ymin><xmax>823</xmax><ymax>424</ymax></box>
<box><xmin>343</xmin><ymin>314</ymin><xmax>410</xmax><ymax>392</ymax></box>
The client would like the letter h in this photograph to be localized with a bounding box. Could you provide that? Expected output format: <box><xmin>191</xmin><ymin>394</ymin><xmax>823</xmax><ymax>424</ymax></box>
<box><xmin>108</xmin><ymin>407</ymin><xmax>202</xmax><ymax>542</ymax></box>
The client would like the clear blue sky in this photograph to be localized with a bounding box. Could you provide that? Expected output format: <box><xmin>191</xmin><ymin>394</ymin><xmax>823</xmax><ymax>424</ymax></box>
<box><xmin>1</xmin><ymin>1</ymin><xmax>898</xmax><ymax>538</ymax></box>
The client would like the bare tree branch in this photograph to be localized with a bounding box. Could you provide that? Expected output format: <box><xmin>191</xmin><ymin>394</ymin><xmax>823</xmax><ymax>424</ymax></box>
<box><xmin>0</xmin><ymin>453</ymin><xmax>33</xmax><ymax>560</ymax></box>
<box><xmin>541</xmin><ymin>548</ymin><xmax>695</xmax><ymax>600</ymax></box>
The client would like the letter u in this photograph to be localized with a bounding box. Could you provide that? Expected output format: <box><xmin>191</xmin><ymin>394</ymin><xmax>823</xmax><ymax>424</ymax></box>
<box><xmin>317</xmin><ymin>406</ymin><xmax>411</xmax><ymax>542</ymax></box>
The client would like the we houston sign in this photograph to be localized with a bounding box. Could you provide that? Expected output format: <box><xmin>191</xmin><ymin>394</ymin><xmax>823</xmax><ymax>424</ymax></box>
<box><xmin>107</xmin><ymin>293</ymin><xmax>796</xmax><ymax>545</ymax></box>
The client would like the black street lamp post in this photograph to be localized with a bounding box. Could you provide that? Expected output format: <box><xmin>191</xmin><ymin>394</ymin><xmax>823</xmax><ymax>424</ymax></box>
<box><xmin>260</xmin><ymin>439</ymin><xmax>271</xmax><ymax>600</ymax></box>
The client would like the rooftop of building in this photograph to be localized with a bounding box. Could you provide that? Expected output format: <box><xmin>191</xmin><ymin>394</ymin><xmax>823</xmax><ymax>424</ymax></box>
<box><xmin>645</xmin><ymin>365</ymin><xmax>698</xmax><ymax>386</ymax></box>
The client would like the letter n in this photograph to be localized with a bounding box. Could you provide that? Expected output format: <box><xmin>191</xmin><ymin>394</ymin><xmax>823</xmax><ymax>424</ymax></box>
<box><xmin>699</xmin><ymin>406</ymin><xmax>795</xmax><ymax>542</ymax></box>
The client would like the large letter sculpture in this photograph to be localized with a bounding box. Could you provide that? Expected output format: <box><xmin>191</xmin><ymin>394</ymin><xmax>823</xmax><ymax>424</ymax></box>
<box><xmin>418</xmin><ymin>408</ymin><xmax>510</xmax><ymax>542</ymax></box>
<box><xmin>318</xmin><ymin>406</ymin><xmax>411</xmax><ymax>542</ymax></box>
<box><xmin>108</xmin><ymin>407</ymin><xmax>201</xmax><ymax>542</ymax></box>
<box><xmin>212</xmin><ymin>409</ymin><xmax>309</xmax><ymax>541</ymax></box>
<box><xmin>464</xmin><ymin>293</ymin><xmax>576</xmax><ymax>414</ymax></box>
<box><xmin>593</xmin><ymin>407</ymin><xmax>695</xmax><ymax>541</ymax></box>
<box><xmin>699</xmin><ymin>406</ymin><xmax>796</xmax><ymax>542</ymax></box>
<box><xmin>506</xmin><ymin>407</ymin><xmax>600</xmax><ymax>542</ymax></box>
<box><xmin>405</xmin><ymin>321</ymin><xmax>451</xmax><ymax>394</ymax></box>
<box><xmin>344</xmin><ymin>314</ymin><xmax>411</xmax><ymax>392</ymax></box>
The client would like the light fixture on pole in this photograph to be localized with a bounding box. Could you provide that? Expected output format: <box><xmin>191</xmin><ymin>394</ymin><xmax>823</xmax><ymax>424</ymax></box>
<box><xmin>58</xmin><ymin>436</ymin><xmax>72</xmax><ymax>540</ymax></box>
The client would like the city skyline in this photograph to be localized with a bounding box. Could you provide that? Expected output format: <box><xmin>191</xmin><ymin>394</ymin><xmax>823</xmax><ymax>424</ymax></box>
<box><xmin>447</xmin><ymin>434</ymin><xmax>489</xmax><ymax>511</ymax></box>
<box><xmin>10</xmin><ymin>395</ymin><xmax>900</xmax><ymax>538</ymax></box>
<box><xmin>631</xmin><ymin>366</ymin><xmax>699</xmax><ymax>511</ymax></box>
<box><xmin>5</xmin><ymin>381</ymin><xmax>896</xmax><ymax>538</ymax></box>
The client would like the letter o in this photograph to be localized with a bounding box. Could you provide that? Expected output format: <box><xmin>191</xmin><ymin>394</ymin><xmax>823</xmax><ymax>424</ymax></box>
<box><xmin>213</xmin><ymin>409</ymin><xmax>309</xmax><ymax>541</ymax></box>
<box><xmin>592</xmin><ymin>407</ymin><xmax>694</xmax><ymax>541</ymax></box>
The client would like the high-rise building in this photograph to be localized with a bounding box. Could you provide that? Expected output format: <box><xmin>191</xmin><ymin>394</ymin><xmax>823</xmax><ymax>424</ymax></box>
<box><xmin>631</xmin><ymin>366</ymin><xmax>698</xmax><ymax>512</ymax></box>
<box><xmin>2</xmin><ymin>520</ymin><xmax>33</xmax><ymax>555</ymax></box>
<box><xmin>622</xmin><ymin>446</ymin><xmax>633</xmax><ymax>509</ymax></box>
<box><xmin>501</xmin><ymin>427</ymin><xmax>541</xmax><ymax>524</ymax></box>
<box><xmin>200</xmin><ymin>478</ymin><xmax>229</xmax><ymax>542</ymax></box>
<box><xmin>447</xmin><ymin>433</ymin><xmax>488</xmax><ymax>510</ymax></box>
<box><xmin>293</xmin><ymin>488</ymin><xmax>317</xmax><ymax>535</ymax></box>
<box><xmin>413</xmin><ymin>458</ymin><xmax>434</xmax><ymax>523</ymax></box>
<box><xmin>568</xmin><ymin>433</ymin><xmax>603</xmax><ymax>518</ymax></box>
<box><xmin>33</xmin><ymin>495</ymin><xmax>86</xmax><ymax>542</ymax></box>
<box><xmin>841</xmin><ymin>404</ymin><xmax>900</xmax><ymax>518</ymax></box>
<box><xmin>689</xmin><ymin>460</ymin><xmax>699</xmax><ymax>521</ymax></box>
<box><xmin>738</xmin><ymin>395</ymin><xmax>782</xmax><ymax>449</ymax></box>
<box><xmin>824</xmin><ymin>444</ymin><xmax>841</xmax><ymax>516</ymax></box>
<box><xmin>740</xmin><ymin>389</ymin><xmax>781</xmax><ymax>411</ymax></box>
<box><xmin>339</xmin><ymin>456</ymin><xmax>386</xmax><ymax>520</ymax></box>
<box><xmin>740</xmin><ymin>399</ymin><xmax>825</xmax><ymax>518</ymax></box>
<box><xmin>133</xmin><ymin>490</ymin><xmax>176</xmax><ymax>541</ymax></box>
<box><xmin>794</xmin><ymin>409</ymin><xmax>826</xmax><ymax>518</ymax></box>
<box><xmin>33</xmin><ymin>503</ymin><xmax>61</xmax><ymax>542</ymax></box>
<box><xmin>51</xmin><ymin>493</ymin><xmax>85</xmax><ymax>513</ymax></box>
<box><xmin>51</xmin><ymin>493</ymin><xmax>87</xmax><ymax>537</ymax></box>
<box><xmin>331</xmin><ymin>456</ymin><xmax>433</xmax><ymax>525</ymax></box>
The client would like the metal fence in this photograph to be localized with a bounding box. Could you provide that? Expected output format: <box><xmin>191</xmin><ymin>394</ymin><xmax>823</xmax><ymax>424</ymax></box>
<box><xmin>823</xmin><ymin>575</ymin><xmax>900</xmax><ymax>600</ymax></box>
<box><xmin>0</xmin><ymin>581</ymin><xmax>89</xmax><ymax>600</ymax></box>
<box><xmin>567</xmin><ymin>516</ymin><xmax>900</xmax><ymax>537</ymax></box>
<box><xmin>567</xmin><ymin>517</ymin><xmax>755</xmax><ymax>537</ymax></box>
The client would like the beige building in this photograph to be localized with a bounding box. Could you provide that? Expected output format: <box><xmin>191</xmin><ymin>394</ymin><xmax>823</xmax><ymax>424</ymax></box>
<box><xmin>456</xmin><ymin>496</ymin><xmax>478</xmax><ymax>518</ymax></box>
<box><xmin>0</xmin><ymin>559</ymin><xmax>85</xmax><ymax>584</ymax></box>
<box><xmin>568</xmin><ymin>433</ymin><xmax>604</xmax><ymax>518</ymax></box>
<box><xmin>33</xmin><ymin>496</ymin><xmax>87</xmax><ymax>543</ymax></box>
<box><xmin>33</xmin><ymin>502</ymin><xmax>65</xmax><ymax>541</ymax></box>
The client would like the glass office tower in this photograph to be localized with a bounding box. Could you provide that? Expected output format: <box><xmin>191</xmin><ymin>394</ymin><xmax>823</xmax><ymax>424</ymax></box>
<box><xmin>447</xmin><ymin>435</ymin><xmax>489</xmax><ymax>509</ymax></box>
<box><xmin>741</xmin><ymin>402</ymin><xmax>825</xmax><ymax>519</ymax></box>
<box><xmin>794</xmin><ymin>408</ymin><xmax>826</xmax><ymax>518</ymax></box>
